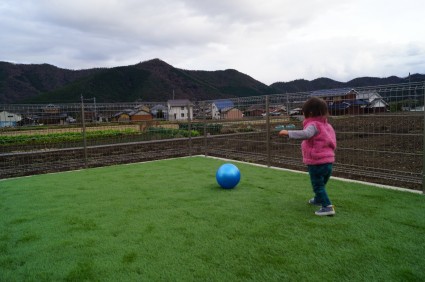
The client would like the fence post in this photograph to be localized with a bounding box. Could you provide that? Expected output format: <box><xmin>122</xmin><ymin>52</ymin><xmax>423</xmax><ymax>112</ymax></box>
<box><xmin>187</xmin><ymin>101</ymin><xmax>192</xmax><ymax>157</ymax></box>
<box><xmin>80</xmin><ymin>95</ymin><xmax>88</xmax><ymax>168</ymax></box>
<box><xmin>203</xmin><ymin>102</ymin><xmax>208</xmax><ymax>157</ymax></box>
<box><xmin>266</xmin><ymin>95</ymin><xmax>271</xmax><ymax>167</ymax></box>
<box><xmin>423</xmin><ymin>83</ymin><xmax>425</xmax><ymax>194</ymax></box>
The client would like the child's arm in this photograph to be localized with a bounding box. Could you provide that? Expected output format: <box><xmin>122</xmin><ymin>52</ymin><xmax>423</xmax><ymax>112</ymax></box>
<box><xmin>279</xmin><ymin>125</ymin><xmax>318</xmax><ymax>140</ymax></box>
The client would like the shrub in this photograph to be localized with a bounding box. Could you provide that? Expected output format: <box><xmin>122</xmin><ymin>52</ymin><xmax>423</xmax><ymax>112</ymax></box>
<box><xmin>147</xmin><ymin>127</ymin><xmax>200</xmax><ymax>138</ymax></box>
<box><xmin>178</xmin><ymin>123</ymin><xmax>222</xmax><ymax>134</ymax></box>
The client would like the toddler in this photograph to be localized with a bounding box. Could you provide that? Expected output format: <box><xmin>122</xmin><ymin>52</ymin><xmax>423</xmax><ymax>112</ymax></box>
<box><xmin>279</xmin><ymin>97</ymin><xmax>336</xmax><ymax>216</ymax></box>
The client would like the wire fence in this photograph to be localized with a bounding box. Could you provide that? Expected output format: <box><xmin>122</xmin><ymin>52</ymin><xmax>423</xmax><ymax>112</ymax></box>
<box><xmin>1</xmin><ymin>82</ymin><xmax>424</xmax><ymax>192</ymax></box>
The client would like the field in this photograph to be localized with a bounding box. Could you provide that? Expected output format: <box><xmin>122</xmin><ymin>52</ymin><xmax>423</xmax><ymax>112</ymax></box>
<box><xmin>0</xmin><ymin>112</ymin><xmax>423</xmax><ymax>190</ymax></box>
<box><xmin>1</xmin><ymin>156</ymin><xmax>424</xmax><ymax>281</ymax></box>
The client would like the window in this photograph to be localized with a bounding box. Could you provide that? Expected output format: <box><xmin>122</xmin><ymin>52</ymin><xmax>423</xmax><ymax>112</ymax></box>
<box><xmin>181</xmin><ymin>113</ymin><xmax>185</xmax><ymax>118</ymax></box>
<box><xmin>181</xmin><ymin>106</ymin><xmax>185</xmax><ymax>110</ymax></box>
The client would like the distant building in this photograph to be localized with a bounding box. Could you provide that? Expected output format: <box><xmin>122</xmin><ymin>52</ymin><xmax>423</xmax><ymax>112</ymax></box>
<box><xmin>211</xmin><ymin>100</ymin><xmax>242</xmax><ymax>120</ymax></box>
<box><xmin>356</xmin><ymin>91</ymin><xmax>389</xmax><ymax>113</ymax></box>
<box><xmin>167</xmin><ymin>99</ymin><xmax>193</xmax><ymax>121</ymax></box>
<box><xmin>43</xmin><ymin>104</ymin><xmax>60</xmax><ymax>114</ymax></box>
<box><xmin>262</xmin><ymin>106</ymin><xmax>286</xmax><ymax>117</ymax></box>
<box><xmin>34</xmin><ymin>104</ymin><xmax>68</xmax><ymax>125</ymax></box>
<box><xmin>244</xmin><ymin>105</ymin><xmax>264</xmax><ymax>117</ymax></box>
<box><xmin>150</xmin><ymin>104</ymin><xmax>168</xmax><ymax>119</ymax></box>
<box><xmin>0</xmin><ymin>111</ymin><xmax>22</xmax><ymax>127</ymax></box>
<box><xmin>221</xmin><ymin>108</ymin><xmax>243</xmax><ymax>120</ymax></box>
<box><xmin>311</xmin><ymin>88</ymin><xmax>389</xmax><ymax>115</ymax></box>
<box><xmin>112</xmin><ymin>106</ymin><xmax>153</xmax><ymax>122</ymax></box>
<box><xmin>130</xmin><ymin>105</ymin><xmax>153</xmax><ymax>121</ymax></box>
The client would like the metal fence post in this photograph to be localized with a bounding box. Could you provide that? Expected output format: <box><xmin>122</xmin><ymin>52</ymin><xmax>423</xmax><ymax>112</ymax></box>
<box><xmin>266</xmin><ymin>95</ymin><xmax>271</xmax><ymax>167</ymax></box>
<box><xmin>203</xmin><ymin>102</ymin><xmax>208</xmax><ymax>157</ymax></box>
<box><xmin>187</xmin><ymin>101</ymin><xmax>192</xmax><ymax>157</ymax></box>
<box><xmin>423</xmin><ymin>83</ymin><xmax>425</xmax><ymax>194</ymax></box>
<box><xmin>80</xmin><ymin>95</ymin><xmax>88</xmax><ymax>168</ymax></box>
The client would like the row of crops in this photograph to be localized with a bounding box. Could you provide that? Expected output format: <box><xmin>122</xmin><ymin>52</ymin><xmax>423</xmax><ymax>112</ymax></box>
<box><xmin>0</xmin><ymin>128</ymin><xmax>200</xmax><ymax>147</ymax></box>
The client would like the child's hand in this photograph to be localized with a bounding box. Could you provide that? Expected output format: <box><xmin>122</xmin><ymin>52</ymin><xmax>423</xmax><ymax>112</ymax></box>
<box><xmin>278</xmin><ymin>130</ymin><xmax>289</xmax><ymax>137</ymax></box>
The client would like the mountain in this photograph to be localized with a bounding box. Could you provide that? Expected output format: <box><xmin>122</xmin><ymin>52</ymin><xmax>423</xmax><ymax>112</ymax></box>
<box><xmin>0</xmin><ymin>59</ymin><xmax>424</xmax><ymax>103</ymax></box>
<box><xmin>270</xmin><ymin>78</ymin><xmax>344</xmax><ymax>93</ymax></box>
<box><xmin>0</xmin><ymin>62</ymin><xmax>99</xmax><ymax>103</ymax></box>
<box><xmin>270</xmin><ymin>74</ymin><xmax>425</xmax><ymax>93</ymax></box>
<box><xmin>0</xmin><ymin>59</ymin><xmax>273</xmax><ymax>103</ymax></box>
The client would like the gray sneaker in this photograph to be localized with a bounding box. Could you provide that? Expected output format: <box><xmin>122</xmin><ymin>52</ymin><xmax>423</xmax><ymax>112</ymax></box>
<box><xmin>315</xmin><ymin>205</ymin><xmax>335</xmax><ymax>216</ymax></box>
<box><xmin>308</xmin><ymin>198</ymin><xmax>322</xmax><ymax>206</ymax></box>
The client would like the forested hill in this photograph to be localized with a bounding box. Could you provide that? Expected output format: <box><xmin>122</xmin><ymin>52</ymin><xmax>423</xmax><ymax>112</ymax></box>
<box><xmin>0</xmin><ymin>58</ymin><xmax>423</xmax><ymax>103</ymax></box>
<box><xmin>270</xmin><ymin>74</ymin><xmax>425</xmax><ymax>93</ymax></box>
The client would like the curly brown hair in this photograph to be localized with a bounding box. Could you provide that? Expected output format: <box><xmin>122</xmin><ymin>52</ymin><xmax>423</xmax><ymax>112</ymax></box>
<box><xmin>302</xmin><ymin>97</ymin><xmax>329</xmax><ymax>118</ymax></box>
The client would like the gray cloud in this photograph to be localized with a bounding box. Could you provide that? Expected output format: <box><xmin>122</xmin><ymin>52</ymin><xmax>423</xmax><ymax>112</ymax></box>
<box><xmin>0</xmin><ymin>0</ymin><xmax>424</xmax><ymax>84</ymax></box>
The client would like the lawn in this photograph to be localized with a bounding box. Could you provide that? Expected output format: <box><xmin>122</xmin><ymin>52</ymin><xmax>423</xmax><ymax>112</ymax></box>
<box><xmin>0</xmin><ymin>156</ymin><xmax>424</xmax><ymax>281</ymax></box>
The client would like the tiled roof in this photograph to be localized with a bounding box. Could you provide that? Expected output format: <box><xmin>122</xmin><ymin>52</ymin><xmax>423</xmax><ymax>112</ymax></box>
<box><xmin>167</xmin><ymin>99</ymin><xmax>191</xmax><ymax>107</ymax></box>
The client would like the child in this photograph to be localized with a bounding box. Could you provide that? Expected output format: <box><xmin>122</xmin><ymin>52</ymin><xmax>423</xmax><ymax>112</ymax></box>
<box><xmin>279</xmin><ymin>97</ymin><xmax>336</xmax><ymax>216</ymax></box>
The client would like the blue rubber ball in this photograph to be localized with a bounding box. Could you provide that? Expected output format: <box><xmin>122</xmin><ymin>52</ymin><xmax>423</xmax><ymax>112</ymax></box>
<box><xmin>216</xmin><ymin>163</ymin><xmax>241</xmax><ymax>189</ymax></box>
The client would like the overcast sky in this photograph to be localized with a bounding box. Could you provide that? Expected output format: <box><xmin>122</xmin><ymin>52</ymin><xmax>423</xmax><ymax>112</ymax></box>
<box><xmin>1</xmin><ymin>0</ymin><xmax>424</xmax><ymax>85</ymax></box>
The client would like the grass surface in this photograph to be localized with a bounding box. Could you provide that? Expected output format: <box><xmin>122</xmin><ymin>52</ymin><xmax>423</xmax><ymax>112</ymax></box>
<box><xmin>1</xmin><ymin>156</ymin><xmax>424</xmax><ymax>281</ymax></box>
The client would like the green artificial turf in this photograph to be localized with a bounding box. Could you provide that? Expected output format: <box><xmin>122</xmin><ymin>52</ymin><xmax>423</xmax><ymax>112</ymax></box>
<box><xmin>0</xmin><ymin>156</ymin><xmax>424</xmax><ymax>281</ymax></box>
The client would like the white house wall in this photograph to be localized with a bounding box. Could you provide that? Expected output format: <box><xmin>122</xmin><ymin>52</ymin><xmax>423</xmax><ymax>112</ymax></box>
<box><xmin>0</xmin><ymin>111</ymin><xmax>22</xmax><ymax>122</ymax></box>
<box><xmin>168</xmin><ymin>106</ymin><xmax>193</xmax><ymax>121</ymax></box>
<box><xmin>0</xmin><ymin>111</ymin><xmax>22</xmax><ymax>127</ymax></box>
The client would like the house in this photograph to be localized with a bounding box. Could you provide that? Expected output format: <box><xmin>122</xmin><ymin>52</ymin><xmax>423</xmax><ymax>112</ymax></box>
<box><xmin>326</xmin><ymin>98</ymin><xmax>371</xmax><ymax>115</ymax></box>
<box><xmin>150</xmin><ymin>104</ymin><xmax>168</xmax><ymax>119</ymax></box>
<box><xmin>311</xmin><ymin>88</ymin><xmax>357</xmax><ymax>102</ymax></box>
<box><xmin>129</xmin><ymin>109</ymin><xmax>152</xmax><ymax>121</ymax></box>
<box><xmin>243</xmin><ymin>105</ymin><xmax>264</xmax><ymax>117</ymax></box>
<box><xmin>43</xmin><ymin>104</ymin><xmax>60</xmax><ymax>114</ymax></box>
<box><xmin>212</xmin><ymin>100</ymin><xmax>233</xmax><ymax>119</ymax></box>
<box><xmin>167</xmin><ymin>99</ymin><xmax>193</xmax><ymax>121</ymax></box>
<box><xmin>221</xmin><ymin>108</ymin><xmax>243</xmax><ymax>120</ymax></box>
<box><xmin>356</xmin><ymin>91</ymin><xmax>389</xmax><ymax>113</ymax></box>
<box><xmin>130</xmin><ymin>105</ymin><xmax>153</xmax><ymax>121</ymax></box>
<box><xmin>112</xmin><ymin>107</ymin><xmax>152</xmax><ymax>122</ymax></box>
<box><xmin>262</xmin><ymin>106</ymin><xmax>287</xmax><ymax>117</ymax></box>
<box><xmin>33</xmin><ymin>104</ymin><xmax>69</xmax><ymax>125</ymax></box>
<box><xmin>0</xmin><ymin>111</ymin><xmax>22</xmax><ymax>127</ymax></box>
<box><xmin>17</xmin><ymin>116</ymin><xmax>37</xmax><ymax>126</ymax></box>
<box><xmin>112</xmin><ymin>111</ymin><xmax>131</xmax><ymax>122</ymax></box>
<box><xmin>311</xmin><ymin>88</ymin><xmax>388</xmax><ymax>115</ymax></box>
<box><xmin>211</xmin><ymin>100</ymin><xmax>243</xmax><ymax>120</ymax></box>
<box><xmin>193</xmin><ymin>103</ymin><xmax>212</xmax><ymax>119</ymax></box>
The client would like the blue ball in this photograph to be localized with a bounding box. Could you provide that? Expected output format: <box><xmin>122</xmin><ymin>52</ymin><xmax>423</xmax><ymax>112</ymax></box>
<box><xmin>216</xmin><ymin>163</ymin><xmax>241</xmax><ymax>189</ymax></box>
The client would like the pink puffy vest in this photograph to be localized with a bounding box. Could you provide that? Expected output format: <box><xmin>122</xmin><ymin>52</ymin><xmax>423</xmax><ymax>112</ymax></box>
<box><xmin>301</xmin><ymin>117</ymin><xmax>336</xmax><ymax>165</ymax></box>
